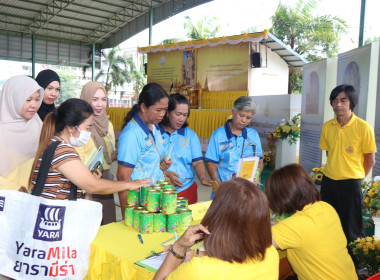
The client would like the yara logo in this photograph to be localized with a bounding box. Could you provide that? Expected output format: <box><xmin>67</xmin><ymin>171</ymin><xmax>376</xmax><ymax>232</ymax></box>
<box><xmin>0</xmin><ymin>196</ymin><xmax>5</xmax><ymax>211</ymax></box>
<box><xmin>33</xmin><ymin>204</ymin><xmax>66</xmax><ymax>242</ymax></box>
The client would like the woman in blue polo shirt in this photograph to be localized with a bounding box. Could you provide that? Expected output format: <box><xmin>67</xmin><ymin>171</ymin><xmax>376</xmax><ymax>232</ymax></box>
<box><xmin>159</xmin><ymin>94</ymin><xmax>211</xmax><ymax>204</ymax></box>
<box><xmin>117</xmin><ymin>83</ymin><xmax>171</xmax><ymax>218</ymax></box>
<box><xmin>205</xmin><ymin>96</ymin><xmax>263</xmax><ymax>198</ymax></box>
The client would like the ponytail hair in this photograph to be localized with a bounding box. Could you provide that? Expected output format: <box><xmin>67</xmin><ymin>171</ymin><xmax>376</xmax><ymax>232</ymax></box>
<box><xmin>122</xmin><ymin>83</ymin><xmax>169</xmax><ymax>129</ymax></box>
<box><xmin>29</xmin><ymin>98</ymin><xmax>93</xmax><ymax>188</ymax></box>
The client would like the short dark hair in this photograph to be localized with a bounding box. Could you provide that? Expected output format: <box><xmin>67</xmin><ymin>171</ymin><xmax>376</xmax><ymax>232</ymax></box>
<box><xmin>201</xmin><ymin>177</ymin><xmax>272</xmax><ymax>263</ymax></box>
<box><xmin>160</xmin><ymin>93</ymin><xmax>190</xmax><ymax>128</ymax></box>
<box><xmin>329</xmin><ymin>84</ymin><xmax>357</xmax><ymax>110</ymax></box>
<box><xmin>265</xmin><ymin>164</ymin><xmax>320</xmax><ymax>215</ymax></box>
<box><xmin>122</xmin><ymin>83</ymin><xmax>169</xmax><ymax>128</ymax></box>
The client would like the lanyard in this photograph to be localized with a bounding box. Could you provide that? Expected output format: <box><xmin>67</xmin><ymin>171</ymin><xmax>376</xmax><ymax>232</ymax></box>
<box><xmin>240</xmin><ymin>138</ymin><xmax>257</xmax><ymax>159</ymax></box>
<box><xmin>130</xmin><ymin>119</ymin><xmax>161</xmax><ymax>160</ymax></box>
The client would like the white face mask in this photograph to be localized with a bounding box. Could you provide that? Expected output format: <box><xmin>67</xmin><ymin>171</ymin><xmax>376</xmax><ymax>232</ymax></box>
<box><xmin>70</xmin><ymin>126</ymin><xmax>91</xmax><ymax>147</ymax></box>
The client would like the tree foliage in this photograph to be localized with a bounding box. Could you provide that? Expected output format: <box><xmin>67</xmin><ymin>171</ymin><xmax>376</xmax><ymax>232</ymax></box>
<box><xmin>54</xmin><ymin>68</ymin><xmax>81</xmax><ymax>105</ymax></box>
<box><xmin>96</xmin><ymin>47</ymin><xmax>131</xmax><ymax>94</ymax></box>
<box><xmin>270</xmin><ymin>0</ymin><xmax>347</xmax><ymax>93</ymax></box>
<box><xmin>125</xmin><ymin>55</ymin><xmax>146</xmax><ymax>99</ymax></box>
<box><xmin>270</xmin><ymin>0</ymin><xmax>347</xmax><ymax>62</ymax></box>
<box><xmin>183</xmin><ymin>16</ymin><xmax>220</xmax><ymax>40</ymax></box>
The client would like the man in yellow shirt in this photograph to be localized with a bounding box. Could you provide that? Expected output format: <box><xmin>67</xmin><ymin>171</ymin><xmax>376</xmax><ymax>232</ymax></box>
<box><xmin>319</xmin><ymin>84</ymin><xmax>376</xmax><ymax>245</ymax></box>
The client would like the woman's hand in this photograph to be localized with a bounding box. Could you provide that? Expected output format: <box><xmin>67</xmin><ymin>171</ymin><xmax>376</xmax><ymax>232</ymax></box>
<box><xmin>165</xmin><ymin>171</ymin><xmax>183</xmax><ymax>187</ymax></box>
<box><xmin>160</xmin><ymin>158</ymin><xmax>172</xmax><ymax>171</ymax></box>
<box><xmin>127</xmin><ymin>179</ymin><xmax>153</xmax><ymax>191</ymax></box>
<box><xmin>174</xmin><ymin>224</ymin><xmax>210</xmax><ymax>250</ymax></box>
<box><xmin>111</xmin><ymin>150</ymin><xmax>118</xmax><ymax>162</ymax></box>
<box><xmin>93</xmin><ymin>169</ymin><xmax>102</xmax><ymax>179</ymax></box>
<box><xmin>18</xmin><ymin>186</ymin><xmax>28</xmax><ymax>193</ymax></box>
<box><xmin>199</xmin><ymin>177</ymin><xmax>211</xmax><ymax>187</ymax></box>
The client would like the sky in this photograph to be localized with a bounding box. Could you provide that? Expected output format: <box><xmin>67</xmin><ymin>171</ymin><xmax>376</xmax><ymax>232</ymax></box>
<box><xmin>120</xmin><ymin>0</ymin><xmax>379</xmax><ymax>55</ymax></box>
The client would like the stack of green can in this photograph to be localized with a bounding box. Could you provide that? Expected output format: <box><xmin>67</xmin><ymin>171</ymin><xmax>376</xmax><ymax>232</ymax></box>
<box><xmin>124</xmin><ymin>180</ymin><xmax>193</xmax><ymax>234</ymax></box>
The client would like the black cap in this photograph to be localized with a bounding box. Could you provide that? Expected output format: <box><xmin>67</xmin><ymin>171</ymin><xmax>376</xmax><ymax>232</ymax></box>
<box><xmin>35</xmin><ymin>69</ymin><xmax>60</xmax><ymax>89</ymax></box>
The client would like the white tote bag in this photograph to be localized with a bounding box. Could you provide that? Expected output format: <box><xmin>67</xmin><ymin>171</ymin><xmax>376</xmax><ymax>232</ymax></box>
<box><xmin>0</xmin><ymin>190</ymin><xmax>102</xmax><ymax>280</ymax></box>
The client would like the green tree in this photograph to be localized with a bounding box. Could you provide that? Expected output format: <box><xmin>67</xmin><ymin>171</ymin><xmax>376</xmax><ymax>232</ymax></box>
<box><xmin>125</xmin><ymin>56</ymin><xmax>146</xmax><ymax>99</ymax></box>
<box><xmin>183</xmin><ymin>16</ymin><xmax>220</xmax><ymax>40</ymax></box>
<box><xmin>54</xmin><ymin>68</ymin><xmax>81</xmax><ymax>105</ymax></box>
<box><xmin>270</xmin><ymin>0</ymin><xmax>347</xmax><ymax>93</ymax></box>
<box><xmin>96</xmin><ymin>47</ymin><xmax>131</xmax><ymax>94</ymax></box>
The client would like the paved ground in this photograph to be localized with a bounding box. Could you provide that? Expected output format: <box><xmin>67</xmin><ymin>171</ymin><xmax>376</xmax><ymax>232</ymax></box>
<box><xmin>110</xmin><ymin>162</ymin><xmax>212</xmax><ymax>222</ymax></box>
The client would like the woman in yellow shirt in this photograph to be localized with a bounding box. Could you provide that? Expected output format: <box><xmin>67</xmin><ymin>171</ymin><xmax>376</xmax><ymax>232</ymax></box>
<box><xmin>153</xmin><ymin>177</ymin><xmax>279</xmax><ymax>280</ymax></box>
<box><xmin>0</xmin><ymin>76</ymin><xmax>43</xmax><ymax>191</ymax></box>
<box><xmin>266</xmin><ymin>164</ymin><xmax>357</xmax><ymax>280</ymax></box>
<box><xmin>77</xmin><ymin>81</ymin><xmax>117</xmax><ymax>225</ymax></box>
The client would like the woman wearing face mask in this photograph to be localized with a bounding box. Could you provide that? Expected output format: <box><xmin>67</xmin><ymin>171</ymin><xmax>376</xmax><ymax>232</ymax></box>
<box><xmin>29</xmin><ymin>98</ymin><xmax>152</xmax><ymax>200</ymax></box>
<box><xmin>159</xmin><ymin>93</ymin><xmax>211</xmax><ymax>204</ymax></box>
<box><xmin>0</xmin><ymin>76</ymin><xmax>44</xmax><ymax>191</ymax></box>
<box><xmin>117</xmin><ymin>83</ymin><xmax>171</xmax><ymax>218</ymax></box>
<box><xmin>35</xmin><ymin>69</ymin><xmax>61</xmax><ymax>121</ymax></box>
<box><xmin>76</xmin><ymin>81</ymin><xmax>117</xmax><ymax>224</ymax></box>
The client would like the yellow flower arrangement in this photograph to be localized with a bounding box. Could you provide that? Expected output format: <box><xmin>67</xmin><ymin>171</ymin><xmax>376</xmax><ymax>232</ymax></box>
<box><xmin>362</xmin><ymin>179</ymin><xmax>380</xmax><ymax>217</ymax></box>
<box><xmin>269</xmin><ymin>113</ymin><xmax>301</xmax><ymax>145</ymax></box>
<box><xmin>349</xmin><ymin>235</ymin><xmax>380</xmax><ymax>276</ymax></box>
<box><xmin>263</xmin><ymin>151</ymin><xmax>274</xmax><ymax>169</ymax></box>
<box><xmin>309</xmin><ymin>166</ymin><xmax>324</xmax><ymax>185</ymax></box>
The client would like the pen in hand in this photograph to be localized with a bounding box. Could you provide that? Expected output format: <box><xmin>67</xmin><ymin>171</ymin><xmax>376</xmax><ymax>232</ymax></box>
<box><xmin>138</xmin><ymin>233</ymin><xmax>144</xmax><ymax>244</ymax></box>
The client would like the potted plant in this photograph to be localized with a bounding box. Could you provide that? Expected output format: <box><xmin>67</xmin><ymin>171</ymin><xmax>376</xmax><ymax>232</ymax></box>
<box><xmin>362</xmin><ymin>179</ymin><xmax>380</xmax><ymax>237</ymax></box>
<box><xmin>349</xmin><ymin>236</ymin><xmax>380</xmax><ymax>277</ymax></box>
<box><xmin>270</xmin><ymin>113</ymin><xmax>301</xmax><ymax>168</ymax></box>
<box><xmin>309</xmin><ymin>166</ymin><xmax>324</xmax><ymax>192</ymax></box>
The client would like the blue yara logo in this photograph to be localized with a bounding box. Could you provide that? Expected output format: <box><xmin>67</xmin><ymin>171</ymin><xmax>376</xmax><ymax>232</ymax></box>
<box><xmin>0</xmin><ymin>196</ymin><xmax>5</xmax><ymax>211</ymax></box>
<box><xmin>33</xmin><ymin>204</ymin><xmax>66</xmax><ymax>242</ymax></box>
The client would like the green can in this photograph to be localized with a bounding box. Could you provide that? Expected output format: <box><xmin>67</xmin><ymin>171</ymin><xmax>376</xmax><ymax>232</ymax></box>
<box><xmin>153</xmin><ymin>211</ymin><xmax>166</xmax><ymax>233</ymax></box>
<box><xmin>140</xmin><ymin>211</ymin><xmax>154</xmax><ymax>234</ymax></box>
<box><xmin>167</xmin><ymin>212</ymin><xmax>181</xmax><ymax>233</ymax></box>
<box><xmin>127</xmin><ymin>189</ymin><xmax>139</xmax><ymax>206</ymax></box>
<box><xmin>147</xmin><ymin>189</ymin><xmax>161</xmax><ymax>212</ymax></box>
<box><xmin>140</xmin><ymin>186</ymin><xmax>151</xmax><ymax>207</ymax></box>
<box><xmin>151</xmin><ymin>184</ymin><xmax>161</xmax><ymax>188</ymax></box>
<box><xmin>177</xmin><ymin>197</ymin><xmax>188</xmax><ymax>207</ymax></box>
<box><xmin>163</xmin><ymin>184</ymin><xmax>174</xmax><ymax>190</ymax></box>
<box><xmin>180</xmin><ymin>209</ymin><xmax>192</xmax><ymax>231</ymax></box>
<box><xmin>156</xmin><ymin>180</ymin><xmax>166</xmax><ymax>185</ymax></box>
<box><xmin>153</xmin><ymin>186</ymin><xmax>164</xmax><ymax>208</ymax></box>
<box><xmin>162</xmin><ymin>191</ymin><xmax>177</xmax><ymax>215</ymax></box>
<box><xmin>176</xmin><ymin>205</ymin><xmax>186</xmax><ymax>212</ymax></box>
<box><xmin>133</xmin><ymin>206</ymin><xmax>145</xmax><ymax>230</ymax></box>
<box><xmin>124</xmin><ymin>205</ymin><xmax>135</xmax><ymax>227</ymax></box>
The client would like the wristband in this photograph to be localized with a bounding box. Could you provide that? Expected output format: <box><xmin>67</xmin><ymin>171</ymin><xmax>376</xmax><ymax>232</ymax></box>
<box><xmin>169</xmin><ymin>245</ymin><xmax>185</xmax><ymax>259</ymax></box>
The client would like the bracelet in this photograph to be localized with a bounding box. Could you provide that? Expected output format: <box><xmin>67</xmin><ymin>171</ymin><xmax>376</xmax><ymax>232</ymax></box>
<box><xmin>169</xmin><ymin>245</ymin><xmax>185</xmax><ymax>259</ymax></box>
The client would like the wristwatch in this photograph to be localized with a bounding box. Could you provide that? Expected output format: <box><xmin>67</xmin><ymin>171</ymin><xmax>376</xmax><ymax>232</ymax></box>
<box><xmin>169</xmin><ymin>245</ymin><xmax>185</xmax><ymax>259</ymax></box>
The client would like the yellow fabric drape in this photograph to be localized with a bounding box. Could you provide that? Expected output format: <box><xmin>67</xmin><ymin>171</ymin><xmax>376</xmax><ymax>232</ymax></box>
<box><xmin>85</xmin><ymin>221</ymin><xmax>287</xmax><ymax>280</ymax></box>
<box><xmin>85</xmin><ymin>222</ymin><xmax>176</xmax><ymax>280</ymax></box>
<box><xmin>200</xmin><ymin>91</ymin><xmax>248</xmax><ymax>110</ymax></box>
<box><xmin>106</xmin><ymin>108</ymin><xmax>232</xmax><ymax>139</ymax></box>
<box><xmin>106</xmin><ymin>108</ymin><xmax>131</xmax><ymax>131</ymax></box>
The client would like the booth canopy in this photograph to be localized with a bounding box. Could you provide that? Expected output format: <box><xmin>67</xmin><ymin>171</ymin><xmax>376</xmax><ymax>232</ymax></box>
<box><xmin>138</xmin><ymin>30</ymin><xmax>308</xmax><ymax>68</ymax></box>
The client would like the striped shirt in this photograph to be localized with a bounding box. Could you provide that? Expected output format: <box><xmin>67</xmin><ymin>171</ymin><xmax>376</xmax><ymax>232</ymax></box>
<box><xmin>31</xmin><ymin>137</ymin><xmax>82</xmax><ymax>200</ymax></box>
